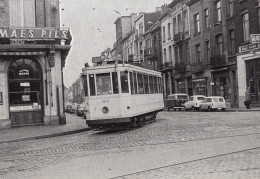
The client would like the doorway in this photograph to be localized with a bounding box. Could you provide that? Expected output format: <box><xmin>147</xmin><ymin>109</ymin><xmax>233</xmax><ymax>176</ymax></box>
<box><xmin>8</xmin><ymin>58</ymin><xmax>44</xmax><ymax>126</ymax></box>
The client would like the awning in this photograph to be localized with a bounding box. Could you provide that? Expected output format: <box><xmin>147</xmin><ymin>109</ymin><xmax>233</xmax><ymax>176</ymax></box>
<box><xmin>0</xmin><ymin>51</ymin><xmax>46</xmax><ymax>56</ymax></box>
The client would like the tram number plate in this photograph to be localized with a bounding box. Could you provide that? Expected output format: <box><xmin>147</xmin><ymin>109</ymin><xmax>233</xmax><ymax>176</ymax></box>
<box><xmin>101</xmin><ymin>100</ymin><xmax>109</xmax><ymax>104</ymax></box>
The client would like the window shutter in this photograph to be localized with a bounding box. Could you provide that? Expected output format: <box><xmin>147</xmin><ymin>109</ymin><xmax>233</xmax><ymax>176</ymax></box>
<box><xmin>23</xmin><ymin>0</ymin><xmax>36</xmax><ymax>27</ymax></box>
<box><xmin>9</xmin><ymin>0</ymin><xmax>22</xmax><ymax>27</ymax></box>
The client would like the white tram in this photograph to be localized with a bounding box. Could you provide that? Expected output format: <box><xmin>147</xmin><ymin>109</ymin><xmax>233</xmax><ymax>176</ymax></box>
<box><xmin>82</xmin><ymin>64</ymin><xmax>164</xmax><ymax>130</ymax></box>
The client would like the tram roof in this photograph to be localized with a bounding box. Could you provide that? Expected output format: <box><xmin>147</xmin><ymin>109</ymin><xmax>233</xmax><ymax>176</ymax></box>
<box><xmin>82</xmin><ymin>64</ymin><xmax>162</xmax><ymax>76</ymax></box>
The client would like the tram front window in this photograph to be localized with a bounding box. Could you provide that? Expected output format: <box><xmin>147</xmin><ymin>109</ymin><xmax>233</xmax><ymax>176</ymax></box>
<box><xmin>96</xmin><ymin>73</ymin><xmax>112</xmax><ymax>95</ymax></box>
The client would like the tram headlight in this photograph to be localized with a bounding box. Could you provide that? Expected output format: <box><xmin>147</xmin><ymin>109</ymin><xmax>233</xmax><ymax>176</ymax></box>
<box><xmin>102</xmin><ymin>107</ymin><xmax>109</xmax><ymax>114</ymax></box>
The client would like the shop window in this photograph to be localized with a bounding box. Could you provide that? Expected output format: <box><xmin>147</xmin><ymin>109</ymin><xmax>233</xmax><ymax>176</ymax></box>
<box><xmin>137</xmin><ymin>73</ymin><xmax>144</xmax><ymax>94</ymax></box>
<box><xmin>9</xmin><ymin>0</ymin><xmax>36</xmax><ymax>27</ymax></box>
<box><xmin>178</xmin><ymin>80</ymin><xmax>186</xmax><ymax>93</ymax></box>
<box><xmin>89</xmin><ymin>74</ymin><xmax>96</xmax><ymax>96</ymax></box>
<box><xmin>9</xmin><ymin>58</ymin><xmax>41</xmax><ymax>80</ymax></box>
<box><xmin>112</xmin><ymin>72</ymin><xmax>119</xmax><ymax>94</ymax></box>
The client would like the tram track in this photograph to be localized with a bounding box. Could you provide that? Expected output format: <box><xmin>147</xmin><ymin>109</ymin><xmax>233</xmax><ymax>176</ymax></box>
<box><xmin>1</xmin><ymin>131</ymin><xmax>259</xmax><ymax>159</ymax></box>
<box><xmin>110</xmin><ymin>146</ymin><xmax>260</xmax><ymax>179</ymax></box>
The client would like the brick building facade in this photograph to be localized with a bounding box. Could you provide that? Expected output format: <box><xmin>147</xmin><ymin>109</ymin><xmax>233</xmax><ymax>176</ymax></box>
<box><xmin>0</xmin><ymin>0</ymin><xmax>71</xmax><ymax>129</ymax></box>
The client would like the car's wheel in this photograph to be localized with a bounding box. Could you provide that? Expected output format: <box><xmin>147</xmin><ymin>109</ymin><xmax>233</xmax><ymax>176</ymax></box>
<box><xmin>199</xmin><ymin>107</ymin><xmax>202</xmax><ymax>112</ymax></box>
<box><xmin>221</xmin><ymin>108</ymin><xmax>226</xmax><ymax>111</ymax></box>
<box><xmin>166</xmin><ymin>106</ymin><xmax>170</xmax><ymax>111</ymax></box>
<box><xmin>174</xmin><ymin>108</ymin><xmax>176</xmax><ymax>111</ymax></box>
<box><xmin>207</xmin><ymin>107</ymin><xmax>211</xmax><ymax>112</ymax></box>
<box><xmin>191</xmin><ymin>107</ymin><xmax>195</xmax><ymax>112</ymax></box>
<box><xmin>184</xmin><ymin>107</ymin><xmax>188</xmax><ymax>111</ymax></box>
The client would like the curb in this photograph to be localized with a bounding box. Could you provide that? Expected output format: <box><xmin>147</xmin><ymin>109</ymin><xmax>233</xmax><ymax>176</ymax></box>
<box><xmin>0</xmin><ymin>127</ymin><xmax>92</xmax><ymax>144</ymax></box>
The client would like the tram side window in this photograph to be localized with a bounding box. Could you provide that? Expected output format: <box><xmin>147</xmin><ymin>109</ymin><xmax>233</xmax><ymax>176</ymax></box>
<box><xmin>159</xmin><ymin>77</ymin><xmax>162</xmax><ymax>93</ymax></box>
<box><xmin>154</xmin><ymin>76</ymin><xmax>158</xmax><ymax>93</ymax></box>
<box><xmin>137</xmin><ymin>73</ymin><xmax>144</xmax><ymax>94</ymax></box>
<box><xmin>120</xmin><ymin>71</ymin><xmax>129</xmax><ymax>93</ymax></box>
<box><xmin>130</xmin><ymin>72</ymin><xmax>135</xmax><ymax>95</ymax></box>
<box><xmin>112</xmin><ymin>72</ymin><xmax>119</xmax><ymax>94</ymax></box>
<box><xmin>89</xmin><ymin>74</ymin><xmax>96</xmax><ymax>96</ymax></box>
<box><xmin>84</xmin><ymin>75</ymin><xmax>88</xmax><ymax>96</ymax></box>
<box><xmin>149</xmin><ymin>76</ymin><xmax>154</xmax><ymax>94</ymax></box>
<box><xmin>133</xmin><ymin>72</ymin><xmax>138</xmax><ymax>95</ymax></box>
<box><xmin>144</xmin><ymin>75</ymin><xmax>149</xmax><ymax>94</ymax></box>
<box><xmin>96</xmin><ymin>73</ymin><xmax>112</xmax><ymax>95</ymax></box>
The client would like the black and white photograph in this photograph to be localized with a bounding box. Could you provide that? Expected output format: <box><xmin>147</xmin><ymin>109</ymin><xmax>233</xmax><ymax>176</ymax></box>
<box><xmin>0</xmin><ymin>0</ymin><xmax>260</xmax><ymax>178</ymax></box>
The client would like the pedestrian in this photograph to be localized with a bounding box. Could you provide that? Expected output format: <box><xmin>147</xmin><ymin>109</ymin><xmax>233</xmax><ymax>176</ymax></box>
<box><xmin>244</xmin><ymin>87</ymin><xmax>251</xmax><ymax>109</ymax></box>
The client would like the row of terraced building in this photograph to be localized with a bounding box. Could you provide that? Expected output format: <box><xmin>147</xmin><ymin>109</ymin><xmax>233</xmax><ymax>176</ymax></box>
<box><xmin>107</xmin><ymin>0</ymin><xmax>260</xmax><ymax>108</ymax></box>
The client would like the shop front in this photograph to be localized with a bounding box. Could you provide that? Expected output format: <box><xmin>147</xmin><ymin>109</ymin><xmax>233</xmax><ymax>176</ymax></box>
<box><xmin>192</xmin><ymin>78</ymin><xmax>207</xmax><ymax>96</ymax></box>
<box><xmin>0</xmin><ymin>28</ymin><xmax>71</xmax><ymax>129</ymax></box>
<box><xmin>237</xmin><ymin>42</ymin><xmax>260</xmax><ymax>107</ymax></box>
<box><xmin>211</xmin><ymin>69</ymin><xmax>232</xmax><ymax>103</ymax></box>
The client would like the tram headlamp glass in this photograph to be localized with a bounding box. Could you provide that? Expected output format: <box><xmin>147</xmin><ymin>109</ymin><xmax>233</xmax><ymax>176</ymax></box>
<box><xmin>102</xmin><ymin>107</ymin><xmax>109</xmax><ymax>114</ymax></box>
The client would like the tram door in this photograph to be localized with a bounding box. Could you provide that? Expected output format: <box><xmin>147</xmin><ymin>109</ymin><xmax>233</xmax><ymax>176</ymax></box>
<box><xmin>8</xmin><ymin>58</ymin><xmax>43</xmax><ymax>126</ymax></box>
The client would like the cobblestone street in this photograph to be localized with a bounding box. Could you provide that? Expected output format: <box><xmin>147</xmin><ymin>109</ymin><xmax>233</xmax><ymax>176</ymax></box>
<box><xmin>0</xmin><ymin>111</ymin><xmax>260</xmax><ymax>178</ymax></box>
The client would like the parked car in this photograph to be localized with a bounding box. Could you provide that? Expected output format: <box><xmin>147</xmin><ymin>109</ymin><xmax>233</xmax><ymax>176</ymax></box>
<box><xmin>71</xmin><ymin>103</ymin><xmax>79</xmax><ymax>114</ymax></box>
<box><xmin>166</xmin><ymin>93</ymin><xmax>189</xmax><ymax>111</ymax></box>
<box><xmin>65</xmin><ymin>103</ymin><xmax>72</xmax><ymax>113</ymax></box>
<box><xmin>199</xmin><ymin>96</ymin><xmax>226</xmax><ymax>112</ymax></box>
<box><xmin>184</xmin><ymin>95</ymin><xmax>206</xmax><ymax>111</ymax></box>
<box><xmin>77</xmin><ymin>104</ymin><xmax>86</xmax><ymax>117</ymax></box>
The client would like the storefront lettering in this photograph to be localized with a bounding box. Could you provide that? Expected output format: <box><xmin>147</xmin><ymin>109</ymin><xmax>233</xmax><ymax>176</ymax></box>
<box><xmin>0</xmin><ymin>28</ymin><xmax>68</xmax><ymax>39</ymax></box>
<box><xmin>19</xmin><ymin>69</ymin><xmax>29</xmax><ymax>76</ymax></box>
<box><xmin>239</xmin><ymin>43</ymin><xmax>260</xmax><ymax>53</ymax></box>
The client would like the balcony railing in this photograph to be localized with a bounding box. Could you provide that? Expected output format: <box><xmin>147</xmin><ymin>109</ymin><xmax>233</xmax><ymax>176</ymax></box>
<box><xmin>158</xmin><ymin>61</ymin><xmax>174</xmax><ymax>71</ymax></box>
<box><xmin>190</xmin><ymin>62</ymin><xmax>209</xmax><ymax>73</ymax></box>
<box><xmin>174</xmin><ymin>32</ymin><xmax>183</xmax><ymax>43</ymax></box>
<box><xmin>210</xmin><ymin>55</ymin><xmax>227</xmax><ymax>68</ymax></box>
<box><xmin>144</xmin><ymin>47</ymin><xmax>159</xmax><ymax>57</ymax></box>
<box><xmin>174</xmin><ymin>62</ymin><xmax>186</xmax><ymax>73</ymax></box>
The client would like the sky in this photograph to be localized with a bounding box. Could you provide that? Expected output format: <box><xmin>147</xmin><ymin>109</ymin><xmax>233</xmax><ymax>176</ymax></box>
<box><xmin>61</xmin><ymin>0</ymin><xmax>172</xmax><ymax>87</ymax></box>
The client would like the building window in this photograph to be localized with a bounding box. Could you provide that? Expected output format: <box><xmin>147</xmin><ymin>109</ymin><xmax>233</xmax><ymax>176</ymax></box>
<box><xmin>186</xmin><ymin>42</ymin><xmax>190</xmax><ymax>62</ymax></box>
<box><xmin>177</xmin><ymin>14</ymin><xmax>182</xmax><ymax>33</ymax></box>
<box><xmin>242</xmin><ymin>12</ymin><xmax>250</xmax><ymax>42</ymax></box>
<box><xmin>204</xmin><ymin>9</ymin><xmax>209</xmax><ymax>29</ymax></box>
<box><xmin>205</xmin><ymin>41</ymin><xmax>210</xmax><ymax>62</ymax></box>
<box><xmin>173</xmin><ymin>18</ymin><xmax>177</xmax><ymax>35</ymax></box>
<box><xmin>168</xmin><ymin>23</ymin><xmax>171</xmax><ymax>40</ymax></box>
<box><xmin>163</xmin><ymin>26</ymin><xmax>166</xmax><ymax>42</ymax></box>
<box><xmin>163</xmin><ymin>48</ymin><xmax>167</xmax><ymax>62</ymax></box>
<box><xmin>183</xmin><ymin>10</ymin><xmax>189</xmax><ymax>32</ymax></box>
<box><xmin>227</xmin><ymin>0</ymin><xmax>234</xmax><ymax>17</ymax></box>
<box><xmin>196</xmin><ymin>44</ymin><xmax>201</xmax><ymax>62</ymax></box>
<box><xmin>9</xmin><ymin>0</ymin><xmax>36</xmax><ymax>27</ymax></box>
<box><xmin>175</xmin><ymin>46</ymin><xmax>179</xmax><ymax>63</ymax></box>
<box><xmin>139</xmin><ymin>22</ymin><xmax>143</xmax><ymax>34</ymax></box>
<box><xmin>216</xmin><ymin>0</ymin><xmax>222</xmax><ymax>23</ymax></box>
<box><xmin>169</xmin><ymin>46</ymin><xmax>172</xmax><ymax>62</ymax></box>
<box><xmin>229</xmin><ymin>30</ymin><xmax>235</xmax><ymax>55</ymax></box>
<box><xmin>194</xmin><ymin>14</ymin><xmax>200</xmax><ymax>33</ymax></box>
<box><xmin>216</xmin><ymin>34</ymin><xmax>223</xmax><ymax>55</ymax></box>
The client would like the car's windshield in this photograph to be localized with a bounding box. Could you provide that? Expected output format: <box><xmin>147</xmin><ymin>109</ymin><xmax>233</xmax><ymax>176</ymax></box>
<box><xmin>177</xmin><ymin>95</ymin><xmax>188</xmax><ymax>100</ymax></box>
<box><xmin>197</xmin><ymin>97</ymin><xmax>205</xmax><ymax>101</ymax></box>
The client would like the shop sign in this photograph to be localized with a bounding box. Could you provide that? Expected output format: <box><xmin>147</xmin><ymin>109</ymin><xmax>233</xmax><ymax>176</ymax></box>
<box><xmin>250</xmin><ymin>34</ymin><xmax>260</xmax><ymax>44</ymax></box>
<box><xmin>239</xmin><ymin>43</ymin><xmax>260</xmax><ymax>53</ymax></box>
<box><xmin>10</xmin><ymin>105</ymin><xmax>41</xmax><ymax>111</ymax></box>
<box><xmin>192</xmin><ymin>78</ymin><xmax>205</xmax><ymax>82</ymax></box>
<box><xmin>0</xmin><ymin>28</ymin><xmax>68</xmax><ymax>40</ymax></box>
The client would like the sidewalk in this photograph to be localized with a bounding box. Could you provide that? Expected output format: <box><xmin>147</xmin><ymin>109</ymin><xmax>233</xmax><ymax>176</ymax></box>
<box><xmin>225</xmin><ymin>106</ymin><xmax>260</xmax><ymax>112</ymax></box>
<box><xmin>0</xmin><ymin>113</ymin><xmax>91</xmax><ymax>144</ymax></box>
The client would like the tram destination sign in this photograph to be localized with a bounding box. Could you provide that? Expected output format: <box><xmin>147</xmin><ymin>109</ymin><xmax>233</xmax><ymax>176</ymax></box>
<box><xmin>0</xmin><ymin>28</ymin><xmax>68</xmax><ymax>40</ymax></box>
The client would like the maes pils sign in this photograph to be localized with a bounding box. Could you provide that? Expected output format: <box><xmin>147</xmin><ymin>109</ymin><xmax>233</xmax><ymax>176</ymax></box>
<box><xmin>0</xmin><ymin>28</ymin><xmax>68</xmax><ymax>40</ymax></box>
